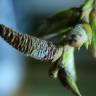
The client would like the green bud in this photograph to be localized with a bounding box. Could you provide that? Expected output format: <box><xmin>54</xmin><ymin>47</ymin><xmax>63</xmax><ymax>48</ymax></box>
<box><xmin>59</xmin><ymin>45</ymin><xmax>76</xmax><ymax>80</ymax></box>
<box><xmin>58</xmin><ymin>68</ymin><xmax>81</xmax><ymax>96</ymax></box>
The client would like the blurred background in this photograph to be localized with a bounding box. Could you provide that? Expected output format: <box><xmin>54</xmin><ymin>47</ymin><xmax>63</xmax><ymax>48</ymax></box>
<box><xmin>0</xmin><ymin>0</ymin><xmax>96</xmax><ymax>96</ymax></box>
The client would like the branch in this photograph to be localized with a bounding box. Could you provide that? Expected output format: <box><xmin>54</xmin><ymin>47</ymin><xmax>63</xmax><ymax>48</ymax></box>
<box><xmin>0</xmin><ymin>24</ymin><xmax>63</xmax><ymax>62</ymax></box>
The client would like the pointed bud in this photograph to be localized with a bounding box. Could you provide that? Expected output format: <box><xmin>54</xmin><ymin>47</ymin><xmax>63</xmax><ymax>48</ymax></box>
<box><xmin>59</xmin><ymin>45</ymin><xmax>76</xmax><ymax>80</ymax></box>
<box><xmin>58</xmin><ymin>68</ymin><xmax>81</xmax><ymax>96</ymax></box>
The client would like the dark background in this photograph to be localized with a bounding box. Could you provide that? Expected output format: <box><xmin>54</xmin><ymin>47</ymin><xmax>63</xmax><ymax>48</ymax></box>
<box><xmin>0</xmin><ymin>0</ymin><xmax>96</xmax><ymax>96</ymax></box>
